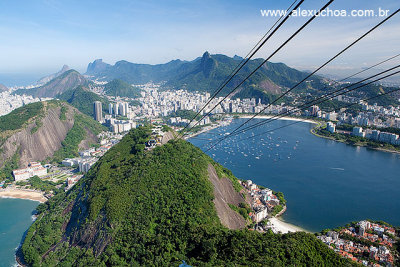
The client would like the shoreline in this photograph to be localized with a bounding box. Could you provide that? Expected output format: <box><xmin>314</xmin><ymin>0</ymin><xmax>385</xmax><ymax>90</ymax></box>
<box><xmin>0</xmin><ymin>188</ymin><xmax>47</xmax><ymax>203</ymax></box>
<box><xmin>311</xmin><ymin>124</ymin><xmax>400</xmax><ymax>155</ymax></box>
<box><xmin>184</xmin><ymin>120</ymin><xmax>231</xmax><ymax>139</ymax></box>
<box><xmin>186</xmin><ymin>115</ymin><xmax>319</xmax><ymax>140</ymax></box>
<box><xmin>239</xmin><ymin>115</ymin><xmax>318</xmax><ymax>125</ymax></box>
<box><xmin>269</xmin><ymin>217</ymin><xmax>309</xmax><ymax>234</ymax></box>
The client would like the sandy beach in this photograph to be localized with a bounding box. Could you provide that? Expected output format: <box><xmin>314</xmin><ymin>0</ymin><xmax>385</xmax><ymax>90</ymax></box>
<box><xmin>239</xmin><ymin>115</ymin><xmax>318</xmax><ymax>125</ymax></box>
<box><xmin>0</xmin><ymin>188</ymin><xmax>47</xmax><ymax>203</ymax></box>
<box><xmin>269</xmin><ymin>217</ymin><xmax>308</xmax><ymax>234</ymax></box>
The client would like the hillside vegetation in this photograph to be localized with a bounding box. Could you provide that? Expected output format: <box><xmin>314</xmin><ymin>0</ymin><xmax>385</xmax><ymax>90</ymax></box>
<box><xmin>0</xmin><ymin>101</ymin><xmax>106</xmax><ymax>181</ymax></box>
<box><xmin>57</xmin><ymin>86</ymin><xmax>109</xmax><ymax>117</ymax></box>
<box><xmin>0</xmin><ymin>102</ymin><xmax>43</xmax><ymax>133</ymax></box>
<box><xmin>14</xmin><ymin>70</ymin><xmax>88</xmax><ymax>98</ymax></box>
<box><xmin>21</xmin><ymin>127</ymin><xmax>354</xmax><ymax>266</ymax></box>
<box><xmin>50</xmin><ymin>113</ymin><xmax>106</xmax><ymax>163</ymax></box>
<box><xmin>104</xmin><ymin>79</ymin><xmax>141</xmax><ymax>98</ymax></box>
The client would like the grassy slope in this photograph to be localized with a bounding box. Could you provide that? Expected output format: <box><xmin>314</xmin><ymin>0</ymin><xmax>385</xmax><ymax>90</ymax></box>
<box><xmin>22</xmin><ymin>128</ymin><xmax>355</xmax><ymax>266</ymax></box>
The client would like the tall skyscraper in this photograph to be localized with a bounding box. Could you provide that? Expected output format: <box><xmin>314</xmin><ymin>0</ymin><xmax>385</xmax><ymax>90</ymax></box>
<box><xmin>108</xmin><ymin>103</ymin><xmax>114</xmax><ymax>115</ymax></box>
<box><xmin>93</xmin><ymin>101</ymin><xmax>103</xmax><ymax>122</ymax></box>
<box><xmin>119</xmin><ymin>102</ymin><xmax>126</xmax><ymax>116</ymax></box>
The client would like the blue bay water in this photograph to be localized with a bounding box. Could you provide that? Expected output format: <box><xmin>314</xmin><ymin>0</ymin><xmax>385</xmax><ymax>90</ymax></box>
<box><xmin>189</xmin><ymin>119</ymin><xmax>400</xmax><ymax>232</ymax></box>
<box><xmin>0</xmin><ymin>198</ymin><xmax>38</xmax><ymax>267</ymax></box>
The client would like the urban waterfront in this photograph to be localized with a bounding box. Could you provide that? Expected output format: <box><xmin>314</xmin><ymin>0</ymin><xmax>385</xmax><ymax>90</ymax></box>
<box><xmin>189</xmin><ymin>118</ymin><xmax>400</xmax><ymax>232</ymax></box>
<box><xmin>0</xmin><ymin>199</ymin><xmax>38</xmax><ymax>267</ymax></box>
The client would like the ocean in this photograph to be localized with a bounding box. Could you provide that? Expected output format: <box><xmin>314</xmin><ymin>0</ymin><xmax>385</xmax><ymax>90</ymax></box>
<box><xmin>189</xmin><ymin>118</ymin><xmax>400</xmax><ymax>232</ymax></box>
<box><xmin>0</xmin><ymin>198</ymin><xmax>38</xmax><ymax>267</ymax></box>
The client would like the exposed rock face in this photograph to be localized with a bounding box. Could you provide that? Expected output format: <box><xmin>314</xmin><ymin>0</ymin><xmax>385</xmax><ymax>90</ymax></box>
<box><xmin>207</xmin><ymin>164</ymin><xmax>247</xmax><ymax>229</ymax></box>
<box><xmin>0</xmin><ymin>103</ymin><xmax>96</xmax><ymax>169</ymax></box>
<box><xmin>86</xmin><ymin>59</ymin><xmax>111</xmax><ymax>76</ymax></box>
<box><xmin>260</xmin><ymin>79</ymin><xmax>282</xmax><ymax>94</ymax></box>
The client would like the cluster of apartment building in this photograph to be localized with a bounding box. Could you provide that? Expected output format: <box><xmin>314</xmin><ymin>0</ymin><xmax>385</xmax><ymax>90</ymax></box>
<box><xmin>61</xmin><ymin>133</ymin><xmax>122</xmax><ymax>173</ymax></box>
<box><xmin>241</xmin><ymin>180</ymin><xmax>281</xmax><ymax>224</ymax></box>
<box><xmin>93</xmin><ymin>99</ymin><xmax>138</xmax><ymax>133</ymax></box>
<box><xmin>129</xmin><ymin>83</ymin><xmax>267</xmax><ymax>120</ymax></box>
<box><xmin>317</xmin><ymin>221</ymin><xmax>397</xmax><ymax>266</ymax></box>
<box><xmin>12</xmin><ymin>162</ymin><xmax>48</xmax><ymax>181</ymax></box>
<box><xmin>307</xmin><ymin>101</ymin><xmax>400</xmax><ymax>129</ymax></box>
<box><xmin>0</xmin><ymin>91</ymin><xmax>50</xmax><ymax>116</ymax></box>
<box><xmin>105</xmin><ymin>117</ymin><xmax>137</xmax><ymax>133</ymax></box>
<box><xmin>326</xmin><ymin>121</ymin><xmax>400</xmax><ymax>146</ymax></box>
<box><xmin>168</xmin><ymin>116</ymin><xmax>211</xmax><ymax>127</ymax></box>
<box><xmin>353</xmin><ymin>127</ymin><xmax>400</xmax><ymax>145</ymax></box>
<box><xmin>108</xmin><ymin>102</ymin><xmax>129</xmax><ymax>117</ymax></box>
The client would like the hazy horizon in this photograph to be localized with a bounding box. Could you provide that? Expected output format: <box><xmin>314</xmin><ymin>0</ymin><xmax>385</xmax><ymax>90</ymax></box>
<box><xmin>1</xmin><ymin>0</ymin><xmax>399</xmax><ymax>86</ymax></box>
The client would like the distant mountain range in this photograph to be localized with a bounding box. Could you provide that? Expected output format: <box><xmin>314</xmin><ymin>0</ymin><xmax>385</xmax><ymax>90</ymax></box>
<box><xmin>85</xmin><ymin>52</ymin><xmax>326</xmax><ymax>101</ymax></box>
<box><xmin>11</xmin><ymin>52</ymin><xmax>399</xmax><ymax>107</ymax></box>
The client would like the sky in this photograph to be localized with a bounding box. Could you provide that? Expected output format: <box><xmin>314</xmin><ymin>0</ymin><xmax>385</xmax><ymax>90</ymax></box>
<box><xmin>0</xmin><ymin>0</ymin><xmax>399</xmax><ymax>86</ymax></box>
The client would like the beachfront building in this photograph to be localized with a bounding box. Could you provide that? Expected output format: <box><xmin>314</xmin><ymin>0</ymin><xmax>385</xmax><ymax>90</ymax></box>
<box><xmin>252</xmin><ymin>207</ymin><xmax>269</xmax><ymax>223</ymax></box>
<box><xmin>12</xmin><ymin>162</ymin><xmax>47</xmax><ymax>181</ymax></box>
<box><xmin>352</xmin><ymin>126</ymin><xmax>365</xmax><ymax>137</ymax></box>
<box><xmin>326</xmin><ymin>122</ymin><xmax>336</xmax><ymax>133</ymax></box>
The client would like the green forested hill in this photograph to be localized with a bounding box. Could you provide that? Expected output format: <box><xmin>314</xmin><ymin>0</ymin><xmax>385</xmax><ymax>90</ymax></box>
<box><xmin>104</xmin><ymin>79</ymin><xmax>142</xmax><ymax>98</ymax></box>
<box><xmin>14</xmin><ymin>70</ymin><xmax>88</xmax><ymax>98</ymax></box>
<box><xmin>57</xmin><ymin>86</ymin><xmax>109</xmax><ymax>117</ymax></box>
<box><xmin>0</xmin><ymin>102</ymin><xmax>44</xmax><ymax>132</ymax></box>
<box><xmin>21</xmin><ymin>127</ymin><xmax>355</xmax><ymax>266</ymax></box>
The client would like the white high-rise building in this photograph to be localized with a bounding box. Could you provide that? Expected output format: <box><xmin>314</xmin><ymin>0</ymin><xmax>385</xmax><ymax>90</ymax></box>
<box><xmin>119</xmin><ymin>102</ymin><xmax>127</xmax><ymax>116</ymax></box>
<box><xmin>108</xmin><ymin>103</ymin><xmax>114</xmax><ymax>115</ymax></box>
<box><xmin>326</xmin><ymin>122</ymin><xmax>336</xmax><ymax>133</ymax></box>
